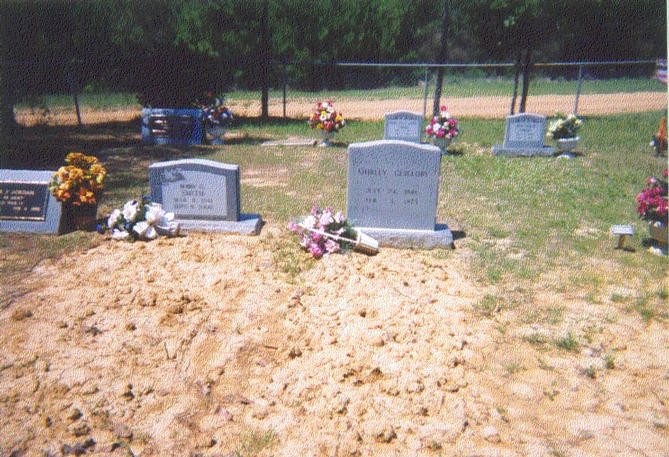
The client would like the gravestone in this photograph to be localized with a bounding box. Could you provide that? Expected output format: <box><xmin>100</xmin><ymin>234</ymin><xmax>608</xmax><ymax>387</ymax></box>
<box><xmin>149</xmin><ymin>159</ymin><xmax>261</xmax><ymax>234</ymax></box>
<box><xmin>346</xmin><ymin>140</ymin><xmax>453</xmax><ymax>249</ymax></box>
<box><xmin>492</xmin><ymin>113</ymin><xmax>555</xmax><ymax>157</ymax></box>
<box><xmin>0</xmin><ymin>169</ymin><xmax>64</xmax><ymax>234</ymax></box>
<box><xmin>141</xmin><ymin>108</ymin><xmax>204</xmax><ymax>145</ymax></box>
<box><xmin>384</xmin><ymin>111</ymin><xmax>423</xmax><ymax>143</ymax></box>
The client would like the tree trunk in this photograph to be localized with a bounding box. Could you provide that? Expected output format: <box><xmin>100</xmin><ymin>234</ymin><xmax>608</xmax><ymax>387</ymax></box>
<box><xmin>259</xmin><ymin>0</ymin><xmax>269</xmax><ymax>121</ymax></box>
<box><xmin>432</xmin><ymin>0</ymin><xmax>449</xmax><ymax>117</ymax></box>
<box><xmin>519</xmin><ymin>47</ymin><xmax>533</xmax><ymax>113</ymax></box>
<box><xmin>510</xmin><ymin>49</ymin><xmax>522</xmax><ymax>115</ymax></box>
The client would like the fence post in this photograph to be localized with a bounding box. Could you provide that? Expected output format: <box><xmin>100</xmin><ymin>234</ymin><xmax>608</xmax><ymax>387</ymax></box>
<box><xmin>574</xmin><ymin>64</ymin><xmax>584</xmax><ymax>116</ymax></box>
<box><xmin>66</xmin><ymin>61</ymin><xmax>82</xmax><ymax>127</ymax></box>
<box><xmin>422</xmin><ymin>68</ymin><xmax>429</xmax><ymax>121</ymax></box>
<box><xmin>283</xmin><ymin>65</ymin><xmax>287</xmax><ymax>119</ymax></box>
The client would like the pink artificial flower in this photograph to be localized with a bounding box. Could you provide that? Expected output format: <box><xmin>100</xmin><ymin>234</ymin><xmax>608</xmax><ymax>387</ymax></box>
<box><xmin>440</xmin><ymin>105</ymin><xmax>447</xmax><ymax>111</ymax></box>
<box><xmin>310</xmin><ymin>243</ymin><xmax>324</xmax><ymax>258</ymax></box>
<box><xmin>289</xmin><ymin>221</ymin><xmax>299</xmax><ymax>232</ymax></box>
<box><xmin>334</xmin><ymin>211</ymin><xmax>344</xmax><ymax>224</ymax></box>
<box><xmin>448</xmin><ymin>119</ymin><xmax>457</xmax><ymax>127</ymax></box>
<box><xmin>449</xmin><ymin>129</ymin><xmax>457</xmax><ymax>137</ymax></box>
<box><xmin>311</xmin><ymin>205</ymin><xmax>319</xmax><ymax>216</ymax></box>
<box><xmin>663</xmin><ymin>169</ymin><xmax>668</xmax><ymax>177</ymax></box>
<box><xmin>436</xmin><ymin>130</ymin><xmax>445</xmax><ymax>138</ymax></box>
<box><xmin>426</xmin><ymin>126</ymin><xmax>433</xmax><ymax>136</ymax></box>
<box><xmin>647</xmin><ymin>177</ymin><xmax>658</xmax><ymax>185</ymax></box>
<box><xmin>312</xmin><ymin>232</ymin><xmax>322</xmax><ymax>243</ymax></box>
<box><xmin>325</xmin><ymin>239</ymin><xmax>339</xmax><ymax>254</ymax></box>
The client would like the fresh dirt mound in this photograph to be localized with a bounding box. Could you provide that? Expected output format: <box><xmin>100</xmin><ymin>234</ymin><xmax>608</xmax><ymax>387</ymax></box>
<box><xmin>14</xmin><ymin>92</ymin><xmax>667</xmax><ymax>127</ymax></box>
<box><xmin>2</xmin><ymin>229</ymin><xmax>668</xmax><ymax>456</ymax></box>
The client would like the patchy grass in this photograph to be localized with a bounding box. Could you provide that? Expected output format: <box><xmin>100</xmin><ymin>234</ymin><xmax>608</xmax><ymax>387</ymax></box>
<box><xmin>233</xmin><ymin>429</ymin><xmax>278</xmax><ymax>457</ymax></box>
<box><xmin>553</xmin><ymin>333</ymin><xmax>579</xmax><ymax>352</ymax></box>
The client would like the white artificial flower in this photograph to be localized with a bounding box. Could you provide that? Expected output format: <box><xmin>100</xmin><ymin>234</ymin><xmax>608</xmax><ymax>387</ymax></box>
<box><xmin>303</xmin><ymin>215</ymin><xmax>317</xmax><ymax>229</ymax></box>
<box><xmin>433</xmin><ymin>122</ymin><xmax>441</xmax><ymax>132</ymax></box>
<box><xmin>122</xmin><ymin>200</ymin><xmax>139</xmax><ymax>222</ymax></box>
<box><xmin>111</xmin><ymin>229</ymin><xmax>129</xmax><ymax>240</ymax></box>
<box><xmin>107</xmin><ymin>209</ymin><xmax>122</xmax><ymax>229</ymax></box>
<box><xmin>144</xmin><ymin>203</ymin><xmax>164</xmax><ymax>225</ymax></box>
<box><xmin>319</xmin><ymin>209</ymin><xmax>333</xmax><ymax>227</ymax></box>
<box><xmin>133</xmin><ymin>221</ymin><xmax>158</xmax><ymax>240</ymax></box>
<box><xmin>320</xmin><ymin>113</ymin><xmax>328</xmax><ymax>122</ymax></box>
<box><xmin>334</xmin><ymin>211</ymin><xmax>344</xmax><ymax>224</ymax></box>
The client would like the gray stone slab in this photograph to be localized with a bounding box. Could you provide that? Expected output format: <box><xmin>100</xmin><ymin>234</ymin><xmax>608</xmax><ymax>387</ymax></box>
<box><xmin>384</xmin><ymin>111</ymin><xmax>423</xmax><ymax>143</ymax></box>
<box><xmin>0</xmin><ymin>169</ymin><xmax>64</xmax><ymax>234</ymax></box>
<box><xmin>149</xmin><ymin>158</ymin><xmax>262</xmax><ymax>234</ymax></box>
<box><xmin>357</xmin><ymin>225</ymin><xmax>453</xmax><ymax>249</ymax></box>
<box><xmin>493</xmin><ymin>113</ymin><xmax>555</xmax><ymax>157</ymax></box>
<box><xmin>261</xmin><ymin>138</ymin><xmax>316</xmax><ymax>147</ymax></box>
<box><xmin>492</xmin><ymin>146</ymin><xmax>555</xmax><ymax>157</ymax></box>
<box><xmin>177</xmin><ymin>214</ymin><xmax>262</xmax><ymax>235</ymax></box>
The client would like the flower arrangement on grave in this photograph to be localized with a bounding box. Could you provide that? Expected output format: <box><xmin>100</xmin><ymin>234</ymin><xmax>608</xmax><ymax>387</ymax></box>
<box><xmin>426</xmin><ymin>106</ymin><xmax>459</xmax><ymax>142</ymax></box>
<box><xmin>636</xmin><ymin>169</ymin><xmax>668</xmax><ymax>225</ymax></box>
<box><xmin>308</xmin><ymin>100</ymin><xmax>346</xmax><ymax>133</ymax></box>
<box><xmin>289</xmin><ymin>206</ymin><xmax>357</xmax><ymax>259</ymax></box>
<box><xmin>547</xmin><ymin>113</ymin><xmax>583</xmax><ymax>140</ymax></box>
<box><xmin>197</xmin><ymin>92</ymin><xmax>233</xmax><ymax>128</ymax></box>
<box><xmin>103</xmin><ymin>196</ymin><xmax>179</xmax><ymax>241</ymax></box>
<box><xmin>49</xmin><ymin>153</ymin><xmax>106</xmax><ymax>206</ymax></box>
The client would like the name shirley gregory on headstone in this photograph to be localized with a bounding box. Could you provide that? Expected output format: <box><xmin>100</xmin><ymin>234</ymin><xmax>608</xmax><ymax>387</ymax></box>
<box><xmin>384</xmin><ymin>111</ymin><xmax>423</xmax><ymax>143</ymax></box>
<box><xmin>141</xmin><ymin>108</ymin><xmax>204</xmax><ymax>145</ymax></box>
<box><xmin>346</xmin><ymin>140</ymin><xmax>453</xmax><ymax>249</ymax></box>
<box><xmin>149</xmin><ymin>158</ymin><xmax>261</xmax><ymax>234</ymax></box>
<box><xmin>492</xmin><ymin>113</ymin><xmax>555</xmax><ymax>157</ymax></box>
<box><xmin>0</xmin><ymin>169</ymin><xmax>64</xmax><ymax>234</ymax></box>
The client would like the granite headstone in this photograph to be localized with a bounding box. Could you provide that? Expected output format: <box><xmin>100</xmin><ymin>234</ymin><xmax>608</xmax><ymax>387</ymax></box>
<box><xmin>141</xmin><ymin>108</ymin><xmax>204</xmax><ymax>145</ymax></box>
<box><xmin>492</xmin><ymin>113</ymin><xmax>555</xmax><ymax>157</ymax></box>
<box><xmin>0</xmin><ymin>169</ymin><xmax>64</xmax><ymax>234</ymax></box>
<box><xmin>384</xmin><ymin>111</ymin><xmax>423</xmax><ymax>143</ymax></box>
<box><xmin>346</xmin><ymin>140</ymin><xmax>453</xmax><ymax>249</ymax></box>
<box><xmin>149</xmin><ymin>159</ymin><xmax>261</xmax><ymax>234</ymax></box>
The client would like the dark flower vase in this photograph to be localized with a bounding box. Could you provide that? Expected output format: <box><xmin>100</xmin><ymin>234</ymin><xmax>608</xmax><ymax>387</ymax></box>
<box><xmin>63</xmin><ymin>203</ymin><xmax>98</xmax><ymax>233</ymax></box>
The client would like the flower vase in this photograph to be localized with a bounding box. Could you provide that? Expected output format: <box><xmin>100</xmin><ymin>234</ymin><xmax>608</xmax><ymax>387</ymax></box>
<box><xmin>317</xmin><ymin>129</ymin><xmax>335</xmax><ymax>147</ymax></box>
<box><xmin>206</xmin><ymin>125</ymin><xmax>226</xmax><ymax>145</ymax></box>
<box><xmin>431</xmin><ymin>137</ymin><xmax>452</xmax><ymax>153</ymax></box>
<box><xmin>649</xmin><ymin>221</ymin><xmax>668</xmax><ymax>245</ymax></box>
<box><xmin>556</xmin><ymin>136</ymin><xmax>580</xmax><ymax>153</ymax></box>
<box><xmin>354</xmin><ymin>229</ymin><xmax>379</xmax><ymax>255</ymax></box>
<box><xmin>63</xmin><ymin>202</ymin><xmax>98</xmax><ymax>232</ymax></box>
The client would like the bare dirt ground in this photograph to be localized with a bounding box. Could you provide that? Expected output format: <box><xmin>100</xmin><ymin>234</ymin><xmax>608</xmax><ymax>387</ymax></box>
<box><xmin>14</xmin><ymin>91</ymin><xmax>667</xmax><ymax>126</ymax></box>
<box><xmin>1</xmin><ymin>228</ymin><xmax>668</xmax><ymax>457</ymax></box>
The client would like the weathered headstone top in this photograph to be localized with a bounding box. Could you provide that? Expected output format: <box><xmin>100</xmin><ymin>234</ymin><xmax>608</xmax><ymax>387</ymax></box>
<box><xmin>384</xmin><ymin>111</ymin><xmax>423</xmax><ymax>143</ymax></box>
<box><xmin>492</xmin><ymin>113</ymin><xmax>555</xmax><ymax>157</ymax></box>
<box><xmin>346</xmin><ymin>140</ymin><xmax>452</xmax><ymax>248</ymax></box>
<box><xmin>0</xmin><ymin>169</ymin><xmax>64</xmax><ymax>234</ymax></box>
<box><xmin>149</xmin><ymin>158</ymin><xmax>261</xmax><ymax>234</ymax></box>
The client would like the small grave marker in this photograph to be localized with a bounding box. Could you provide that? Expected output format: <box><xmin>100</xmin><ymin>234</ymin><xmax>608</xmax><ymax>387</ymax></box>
<box><xmin>346</xmin><ymin>140</ymin><xmax>452</xmax><ymax>249</ymax></box>
<box><xmin>492</xmin><ymin>113</ymin><xmax>555</xmax><ymax>157</ymax></box>
<box><xmin>0</xmin><ymin>169</ymin><xmax>64</xmax><ymax>234</ymax></box>
<box><xmin>611</xmin><ymin>225</ymin><xmax>634</xmax><ymax>249</ymax></box>
<box><xmin>141</xmin><ymin>108</ymin><xmax>204</xmax><ymax>145</ymax></box>
<box><xmin>384</xmin><ymin>111</ymin><xmax>423</xmax><ymax>143</ymax></box>
<box><xmin>149</xmin><ymin>158</ymin><xmax>261</xmax><ymax>234</ymax></box>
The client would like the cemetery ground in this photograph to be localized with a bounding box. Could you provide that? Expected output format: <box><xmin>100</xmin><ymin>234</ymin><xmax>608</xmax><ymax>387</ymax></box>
<box><xmin>1</xmin><ymin>111</ymin><xmax>668</xmax><ymax>457</ymax></box>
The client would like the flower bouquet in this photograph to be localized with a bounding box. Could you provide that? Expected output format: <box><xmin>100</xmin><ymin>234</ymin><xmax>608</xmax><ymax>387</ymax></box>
<box><xmin>289</xmin><ymin>206</ymin><xmax>378</xmax><ymax>258</ymax></box>
<box><xmin>426</xmin><ymin>106</ymin><xmax>459</xmax><ymax>151</ymax></box>
<box><xmin>637</xmin><ymin>170</ymin><xmax>668</xmax><ymax>244</ymax></box>
<box><xmin>49</xmin><ymin>152</ymin><xmax>106</xmax><ymax>231</ymax></box>
<box><xmin>197</xmin><ymin>92</ymin><xmax>233</xmax><ymax>144</ymax></box>
<box><xmin>104</xmin><ymin>196</ymin><xmax>179</xmax><ymax>241</ymax></box>
<box><xmin>547</xmin><ymin>113</ymin><xmax>583</xmax><ymax>152</ymax></box>
<box><xmin>308</xmin><ymin>100</ymin><xmax>345</xmax><ymax>146</ymax></box>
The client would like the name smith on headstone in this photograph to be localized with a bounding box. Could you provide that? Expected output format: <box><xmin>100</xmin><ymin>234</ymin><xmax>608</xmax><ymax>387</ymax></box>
<box><xmin>347</xmin><ymin>140</ymin><xmax>453</xmax><ymax>249</ymax></box>
<box><xmin>149</xmin><ymin>158</ymin><xmax>261</xmax><ymax>234</ymax></box>
<box><xmin>492</xmin><ymin>113</ymin><xmax>555</xmax><ymax>157</ymax></box>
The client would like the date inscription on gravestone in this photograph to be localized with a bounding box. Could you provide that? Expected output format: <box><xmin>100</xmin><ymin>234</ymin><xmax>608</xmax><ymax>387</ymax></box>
<box><xmin>0</xmin><ymin>181</ymin><xmax>49</xmax><ymax>221</ymax></box>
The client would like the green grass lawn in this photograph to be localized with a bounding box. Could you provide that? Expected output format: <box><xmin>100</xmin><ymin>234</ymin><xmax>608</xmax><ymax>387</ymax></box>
<box><xmin>2</xmin><ymin>110</ymin><xmax>666</xmax><ymax>318</ymax></box>
<box><xmin>15</xmin><ymin>77</ymin><xmax>666</xmax><ymax>109</ymax></box>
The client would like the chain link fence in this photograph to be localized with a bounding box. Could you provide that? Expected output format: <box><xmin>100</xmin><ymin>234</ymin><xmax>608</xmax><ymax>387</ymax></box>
<box><xmin>12</xmin><ymin>60</ymin><xmax>668</xmax><ymax>126</ymax></box>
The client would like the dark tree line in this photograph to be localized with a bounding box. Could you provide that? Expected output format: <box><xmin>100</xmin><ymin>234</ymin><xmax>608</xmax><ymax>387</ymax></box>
<box><xmin>0</xmin><ymin>0</ymin><xmax>666</xmax><ymax>165</ymax></box>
